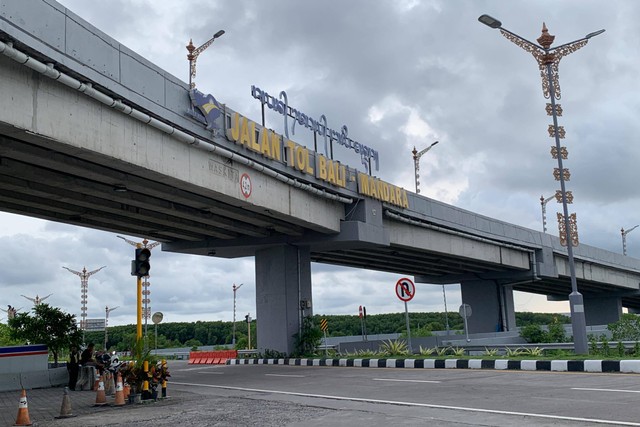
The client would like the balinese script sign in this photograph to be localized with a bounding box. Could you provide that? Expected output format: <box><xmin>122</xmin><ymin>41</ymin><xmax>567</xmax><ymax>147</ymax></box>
<box><xmin>251</xmin><ymin>85</ymin><xmax>379</xmax><ymax>173</ymax></box>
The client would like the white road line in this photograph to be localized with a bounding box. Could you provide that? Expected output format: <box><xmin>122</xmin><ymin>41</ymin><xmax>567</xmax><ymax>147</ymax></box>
<box><xmin>572</xmin><ymin>387</ymin><xmax>640</xmax><ymax>394</ymax></box>
<box><xmin>176</xmin><ymin>367</ymin><xmax>223</xmax><ymax>372</ymax></box>
<box><xmin>373</xmin><ymin>378</ymin><xmax>441</xmax><ymax>384</ymax></box>
<box><xmin>170</xmin><ymin>381</ymin><xmax>640</xmax><ymax>426</ymax></box>
<box><xmin>202</xmin><ymin>371</ymin><xmax>224</xmax><ymax>374</ymax></box>
<box><xmin>265</xmin><ymin>374</ymin><xmax>305</xmax><ymax>378</ymax></box>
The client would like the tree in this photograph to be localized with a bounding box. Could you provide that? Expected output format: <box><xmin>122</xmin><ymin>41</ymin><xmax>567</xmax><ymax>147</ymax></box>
<box><xmin>0</xmin><ymin>323</ymin><xmax>21</xmax><ymax>346</ymax></box>
<box><xmin>8</xmin><ymin>304</ymin><xmax>82</xmax><ymax>366</ymax></box>
<box><xmin>609</xmin><ymin>313</ymin><xmax>640</xmax><ymax>341</ymax></box>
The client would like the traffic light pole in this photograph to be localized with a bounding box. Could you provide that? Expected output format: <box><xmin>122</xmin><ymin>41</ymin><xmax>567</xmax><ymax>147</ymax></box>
<box><xmin>137</xmin><ymin>276</ymin><xmax>143</xmax><ymax>341</ymax></box>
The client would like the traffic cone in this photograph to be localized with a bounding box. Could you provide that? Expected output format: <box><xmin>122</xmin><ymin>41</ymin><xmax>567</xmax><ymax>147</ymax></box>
<box><xmin>104</xmin><ymin>372</ymin><xmax>115</xmax><ymax>396</ymax></box>
<box><xmin>55</xmin><ymin>387</ymin><xmax>76</xmax><ymax>419</ymax></box>
<box><xmin>94</xmin><ymin>375</ymin><xmax>107</xmax><ymax>406</ymax></box>
<box><xmin>93</xmin><ymin>369</ymin><xmax>100</xmax><ymax>391</ymax></box>
<box><xmin>113</xmin><ymin>373</ymin><xmax>125</xmax><ymax>406</ymax></box>
<box><xmin>123</xmin><ymin>381</ymin><xmax>130</xmax><ymax>400</ymax></box>
<box><xmin>13</xmin><ymin>389</ymin><xmax>32</xmax><ymax>426</ymax></box>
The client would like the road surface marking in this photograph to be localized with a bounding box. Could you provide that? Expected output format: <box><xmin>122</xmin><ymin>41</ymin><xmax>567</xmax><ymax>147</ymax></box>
<box><xmin>171</xmin><ymin>381</ymin><xmax>640</xmax><ymax>426</ymax></box>
<box><xmin>373</xmin><ymin>378</ymin><xmax>441</xmax><ymax>384</ymax></box>
<box><xmin>265</xmin><ymin>374</ymin><xmax>305</xmax><ymax>378</ymax></box>
<box><xmin>176</xmin><ymin>367</ymin><xmax>224</xmax><ymax>372</ymax></box>
<box><xmin>572</xmin><ymin>387</ymin><xmax>640</xmax><ymax>394</ymax></box>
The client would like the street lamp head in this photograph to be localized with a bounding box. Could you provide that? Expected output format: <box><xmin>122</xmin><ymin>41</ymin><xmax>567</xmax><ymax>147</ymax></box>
<box><xmin>214</xmin><ymin>30</ymin><xmax>225</xmax><ymax>39</ymax></box>
<box><xmin>478</xmin><ymin>14</ymin><xmax>502</xmax><ymax>29</ymax></box>
<box><xmin>585</xmin><ymin>29</ymin><xmax>605</xmax><ymax>39</ymax></box>
<box><xmin>430</xmin><ymin>141</ymin><xmax>440</xmax><ymax>147</ymax></box>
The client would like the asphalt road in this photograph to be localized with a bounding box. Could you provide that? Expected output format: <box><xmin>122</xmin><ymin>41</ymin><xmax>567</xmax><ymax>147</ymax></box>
<box><xmin>169</xmin><ymin>361</ymin><xmax>640</xmax><ymax>426</ymax></box>
<box><xmin>48</xmin><ymin>360</ymin><xmax>640</xmax><ymax>426</ymax></box>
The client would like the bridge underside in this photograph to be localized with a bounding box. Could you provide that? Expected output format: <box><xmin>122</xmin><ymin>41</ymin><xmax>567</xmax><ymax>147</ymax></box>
<box><xmin>0</xmin><ymin>128</ymin><xmax>307</xmax><ymax>243</ymax></box>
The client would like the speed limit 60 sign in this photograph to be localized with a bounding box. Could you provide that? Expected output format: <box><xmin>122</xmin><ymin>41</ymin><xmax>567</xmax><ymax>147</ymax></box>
<box><xmin>395</xmin><ymin>278</ymin><xmax>415</xmax><ymax>302</ymax></box>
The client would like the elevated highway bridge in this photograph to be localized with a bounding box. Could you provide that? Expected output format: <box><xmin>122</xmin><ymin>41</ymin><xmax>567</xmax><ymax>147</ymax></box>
<box><xmin>1</xmin><ymin>0</ymin><xmax>640</xmax><ymax>353</ymax></box>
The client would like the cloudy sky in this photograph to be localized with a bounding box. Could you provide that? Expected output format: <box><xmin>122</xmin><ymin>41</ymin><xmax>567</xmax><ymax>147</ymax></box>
<box><xmin>2</xmin><ymin>0</ymin><xmax>640</xmax><ymax>327</ymax></box>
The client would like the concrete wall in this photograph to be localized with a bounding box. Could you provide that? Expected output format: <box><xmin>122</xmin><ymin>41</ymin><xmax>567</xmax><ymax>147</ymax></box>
<box><xmin>0</xmin><ymin>344</ymin><xmax>67</xmax><ymax>391</ymax></box>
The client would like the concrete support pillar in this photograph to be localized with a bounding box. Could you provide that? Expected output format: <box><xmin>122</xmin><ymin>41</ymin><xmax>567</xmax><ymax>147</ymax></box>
<box><xmin>584</xmin><ymin>296</ymin><xmax>622</xmax><ymax>326</ymax></box>
<box><xmin>460</xmin><ymin>280</ymin><xmax>516</xmax><ymax>333</ymax></box>
<box><xmin>255</xmin><ymin>245</ymin><xmax>312</xmax><ymax>356</ymax></box>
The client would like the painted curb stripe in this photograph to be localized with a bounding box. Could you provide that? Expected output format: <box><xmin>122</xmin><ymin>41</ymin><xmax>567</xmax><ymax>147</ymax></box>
<box><xmin>225</xmin><ymin>358</ymin><xmax>637</xmax><ymax>373</ymax></box>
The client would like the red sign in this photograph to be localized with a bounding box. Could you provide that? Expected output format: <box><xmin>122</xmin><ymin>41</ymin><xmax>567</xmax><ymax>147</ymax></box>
<box><xmin>359</xmin><ymin>305</ymin><xmax>363</xmax><ymax>318</ymax></box>
<box><xmin>240</xmin><ymin>173</ymin><xmax>252</xmax><ymax>198</ymax></box>
<box><xmin>395</xmin><ymin>278</ymin><xmax>415</xmax><ymax>302</ymax></box>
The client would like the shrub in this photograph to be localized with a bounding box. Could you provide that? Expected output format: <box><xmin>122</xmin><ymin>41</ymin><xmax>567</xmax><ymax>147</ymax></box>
<box><xmin>547</xmin><ymin>317</ymin><xmax>566</xmax><ymax>343</ymax></box>
<box><xmin>520</xmin><ymin>324</ymin><xmax>547</xmax><ymax>343</ymax></box>
<box><xmin>609</xmin><ymin>314</ymin><xmax>640</xmax><ymax>341</ymax></box>
<box><xmin>380</xmin><ymin>339</ymin><xmax>409</xmax><ymax>356</ymax></box>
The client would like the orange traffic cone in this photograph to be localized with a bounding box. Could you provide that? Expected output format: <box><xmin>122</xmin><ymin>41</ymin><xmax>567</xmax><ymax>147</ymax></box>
<box><xmin>93</xmin><ymin>369</ymin><xmax>100</xmax><ymax>391</ymax></box>
<box><xmin>94</xmin><ymin>375</ymin><xmax>107</xmax><ymax>406</ymax></box>
<box><xmin>55</xmin><ymin>387</ymin><xmax>76</xmax><ymax>419</ymax></box>
<box><xmin>113</xmin><ymin>373</ymin><xmax>125</xmax><ymax>406</ymax></box>
<box><xmin>14</xmin><ymin>389</ymin><xmax>32</xmax><ymax>426</ymax></box>
<box><xmin>123</xmin><ymin>381</ymin><xmax>130</xmax><ymax>400</ymax></box>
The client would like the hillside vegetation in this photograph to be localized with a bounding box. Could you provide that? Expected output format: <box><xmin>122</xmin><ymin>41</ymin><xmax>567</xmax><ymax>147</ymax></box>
<box><xmin>80</xmin><ymin>311</ymin><xmax>569</xmax><ymax>352</ymax></box>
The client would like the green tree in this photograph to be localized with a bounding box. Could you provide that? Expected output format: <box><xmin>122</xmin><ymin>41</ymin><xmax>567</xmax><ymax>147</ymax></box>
<box><xmin>608</xmin><ymin>313</ymin><xmax>640</xmax><ymax>341</ymax></box>
<box><xmin>293</xmin><ymin>316</ymin><xmax>322</xmax><ymax>357</ymax></box>
<box><xmin>8</xmin><ymin>304</ymin><xmax>82</xmax><ymax>366</ymax></box>
<box><xmin>0</xmin><ymin>323</ymin><xmax>21</xmax><ymax>346</ymax></box>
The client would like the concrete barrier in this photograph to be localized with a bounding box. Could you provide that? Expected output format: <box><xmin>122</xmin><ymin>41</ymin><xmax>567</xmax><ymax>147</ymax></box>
<box><xmin>48</xmin><ymin>367</ymin><xmax>68</xmax><ymax>387</ymax></box>
<box><xmin>0</xmin><ymin>372</ymin><xmax>22</xmax><ymax>392</ymax></box>
<box><xmin>18</xmin><ymin>370</ymin><xmax>50</xmax><ymax>389</ymax></box>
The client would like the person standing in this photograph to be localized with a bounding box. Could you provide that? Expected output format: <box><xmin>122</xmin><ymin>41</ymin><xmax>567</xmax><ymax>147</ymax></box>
<box><xmin>67</xmin><ymin>345</ymin><xmax>80</xmax><ymax>390</ymax></box>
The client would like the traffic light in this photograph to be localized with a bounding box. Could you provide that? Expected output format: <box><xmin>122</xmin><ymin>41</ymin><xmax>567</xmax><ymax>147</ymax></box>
<box><xmin>131</xmin><ymin>248</ymin><xmax>151</xmax><ymax>277</ymax></box>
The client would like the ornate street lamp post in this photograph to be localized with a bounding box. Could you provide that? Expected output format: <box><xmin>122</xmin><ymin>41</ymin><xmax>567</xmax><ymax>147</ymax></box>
<box><xmin>412</xmin><ymin>141</ymin><xmax>449</xmax><ymax>334</ymax></box>
<box><xmin>412</xmin><ymin>141</ymin><xmax>439</xmax><ymax>194</ymax></box>
<box><xmin>186</xmin><ymin>30</ymin><xmax>225</xmax><ymax>89</ymax></box>
<box><xmin>479</xmin><ymin>14</ymin><xmax>604</xmax><ymax>354</ymax></box>
<box><xmin>622</xmin><ymin>226</ymin><xmax>639</xmax><ymax>256</ymax></box>
<box><xmin>232</xmin><ymin>283</ymin><xmax>244</xmax><ymax>346</ymax></box>
<box><xmin>105</xmin><ymin>305</ymin><xmax>119</xmax><ymax>351</ymax></box>
<box><xmin>540</xmin><ymin>195</ymin><xmax>554</xmax><ymax>233</ymax></box>
<box><xmin>63</xmin><ymin>266</ymin><xmax>106</xmax><ymax>344</ymax></box>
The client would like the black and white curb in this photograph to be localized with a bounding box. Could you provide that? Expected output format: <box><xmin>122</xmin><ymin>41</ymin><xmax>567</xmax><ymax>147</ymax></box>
<box><xmin>227</xmin><ymin>358</ymin><xmax>640</xmax><ymax>373</ymax></box>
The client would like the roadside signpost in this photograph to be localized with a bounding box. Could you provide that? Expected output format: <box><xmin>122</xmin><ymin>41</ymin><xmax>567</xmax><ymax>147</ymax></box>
<box><xmin>320</xmin><ymin>318</ymin><xmax>328</xmax><ymax>356</ymax></box>
<box><xmin>358</xmin><ymin>305</ymin><xmax>368</xmax><ymax>341</ymax></box>
<box><xmin>395</xmin><ymin>278</ymin><xmax>415</xmax><ymax>353</ymax></box>
<box><xmin>459</xmin><ymin>303</ymin><xmax>472</xmax><ymax>342</ymax></box>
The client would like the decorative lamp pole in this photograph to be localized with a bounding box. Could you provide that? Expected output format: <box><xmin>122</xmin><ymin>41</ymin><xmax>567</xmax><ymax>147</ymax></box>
<box><xmin>118</xmin><ymin>236</ymin><xmax>160</xmax><ymax>348</ymax></box>
<box><xmin>542</xmin><ymin>192</ymin><xmax>574</xmax><ymax>233</ymax></box>
<box><xmin>20</xmin><ymin>293</ymin><xmax>53</xmax><ymax>306</ymax></box>
<box><xmin>622</xmin><ymin>226</ymin><xmax>639</xmax><ymax>256</ymax></box>
<box><xmin>479</xmin><ymin>14</ymin><xmax>604</xmax><ymax>355</ymax></box>
<box><xmin>412</xmin><ymin>141</ymin><xmax>439</xmax><ymax>194</ymax></box>
<box><xmin>232</xmin><ymin>283</ymin><xmax>244</xmax><ymax>346</ymax></box>
<box><xmin>62</xmin><ymin>266</ymin><xmax>106</xmax><ymax>343</ymax></box>
<box><xmin>247</xmin><ymin>313</ymin><xmax>252</xmax><ymax>350</ymax></box>
<box><xmin>186</xmin><ymin>30</ymin><xmax>225</xmax><ymax>89</ymax></box>
<box><xmin>412</xmin><ymin>142</ymin><xmax>449</xmax><ymax>332</ymax></box>
<box><xmin>104</xmin><ymin>305</ymin><xmax>119</xmax><ymax>350</ymax></box>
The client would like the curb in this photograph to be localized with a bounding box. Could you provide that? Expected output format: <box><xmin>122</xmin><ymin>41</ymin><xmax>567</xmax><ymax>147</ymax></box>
<box><xmin>227</xmin><ymin>358</ymin><xmax>640</xmax><ymax>373</ymax></box>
